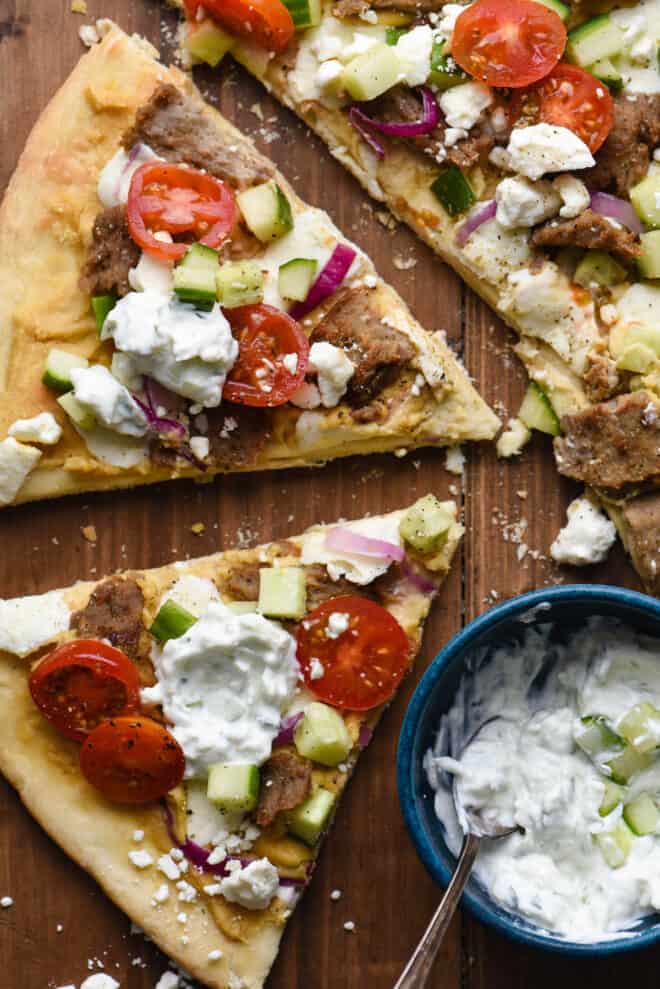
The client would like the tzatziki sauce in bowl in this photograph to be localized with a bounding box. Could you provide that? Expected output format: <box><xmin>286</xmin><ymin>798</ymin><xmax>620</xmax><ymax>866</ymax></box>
<box><xmin>397</xmin><ymin>586</ymin><xmax>660</xmax><ymax>954</ymax></box>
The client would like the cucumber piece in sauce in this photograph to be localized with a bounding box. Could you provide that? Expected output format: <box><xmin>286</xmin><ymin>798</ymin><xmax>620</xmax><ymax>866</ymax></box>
<box><xmin>623</xmin><ymin>793</ymin><xmax>659</xmax><ymax>836</ymax></box>
<box><xmin>566</xmin><ymin>14</ymin><xmax>624</xmax><ymax>68</ymax></box>
<box><xmin>287</xmin><ymin>787</ymin><xmax>336</xmax><ymax>846</ymax></box>
<box><xmin>216</xmin><ymin>261</ymin><xmax>265</xmax><ymax>308</ymax></box>
<box><xmin>430</xmin><ymin>166</ymin><xmax>476</xmax><ymax>217</ymax></box>
<box><xmin>173</xmin><ymin>243</ymin><xmax>220</xmax><ymax>310</ymax></box>
<box><xmin>150</xmin><ymin>600</ymin><xmax>197</xmax><ymax>642</ymax></box>
<box><xmin>607</xmin><ymin>745</ymin><xmax>653</xmax><ymax>784</ymax></box>
<box><xmin>207</xmin><ymin>763</ymin><xmax>260</xmax><ymax>813</ymax></box>
<box><xmin>294</xmin><ymin>702</ymin><xmax>352</xmax><ymax>767</ymax></box>
<box><xmin>278</xmin><ymin>258</ymin><xmax>318</xmax><ymax>302</ymax></box>
<box><xmin>237</xmin><ymin>180</ymin><xmax>294</xmax><ymax>243</ymax></box>
<box><xmin>258</xmin><ymin>566</ymin><xmax>307</xmax><ymax>620</ymax></box>
<box><xmin>42</xmin><ymin>348</ymin><xmax>90</xmax><ymax>393</ymax></box>
<box><xmin>599</xmin><ymin>780</ymin><xmax>627</xmax><ymax>817</ymax></box>
<box><xmin>518</xmin><ymin>382</ymin><xmax>560</xmax><ymax>437</ymax></box>
<box><xmin>618</xmin><ymin>702</ymin><xmax>660</xmax><ymax>753</ymax></box>
<box><xmin>594</xmin><ymin>819</ymin><xmax>634</xmax><ymax>868</ymax></box>
<box><xmin>575</xmin><ymin>715</ymin><xmax>623</xmax><ymax>760</ymax></box>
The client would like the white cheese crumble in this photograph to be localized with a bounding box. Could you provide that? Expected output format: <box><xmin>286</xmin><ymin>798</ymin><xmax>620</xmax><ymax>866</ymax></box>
<box><xmin>282</xmin><ymin>353</ymin><xmax>299</xmax><ymax>376</ymax></box>
<box><xmin>80</xmin><ymin>976</ymin><xmax>120</xmax><ymax>989</ymax></box>
<box><xmin>97</xmin><ymin>145</ymin><xmax>159</xmax><ymax>208</ymax></box>
<box><xmin>551</xmin><ymin>496</ymin><xmax>617</xmax><ymax>566</ymax></box>
<box><xmin>326</xmin><ymin>612</ymin><xmax>350</xmax><ymax>639</ymax></box>
<box><xmin>189</xmin><ymin>436</ymin><xmax>210</xmax><ymax>460</ymax></box>
<box><xmin>218</xmin><ymin>858</ymin><xmax>279</xmax><ymax>911</ymax></box>
<box><xmin>162</xmin><ymin>574</ymin><xmax>221</xmax><ymax>619</ymax></box>
<box><xmin>308</xmin><ymin>342</ymin><xmax>355</xmax><ymax>407</ymax></box>
<box><xmin>129</xmin><ymin>850</ymin><xmax>154</xmax><ymax>869</ymax></box>
<box><xmin>8</xmin><ymin>412</ymin><xmax>62</xmax><ymax>445</ymax></box>
<box><xmin>155</xmin><ymin>975</ymin><xmax>179</xmax><ymax>989</ymax></box>
<box><xmin>300</xmin><ymin>511</ymin><xmax>405</xmax><ymax>585</ymax></box>
<box><xmin>71</xmin><ymin>366</ymin><xmax>148</xmax><ymax>437</ymax></box>
<box><xmin>330</xmin><ymin>889</ymin><xmax>342</xmax><ymax>901</ymax></box>
<box><xmin>152</xmin><ymin>884</ymin><xmax>170</xmax><ymax>905</ymax></box>
<box><xmin>129</xmin><ymin>251</ymin><xmax>174</xmax><ymax>295</ymax></box>
<box><xmin>395</xmin><ymin>25</ymin><xmax>433</xmax><ymax>87</ymax></box>
<box><xmin>157</xmin><ymin>854</ymin><xmax>182</xmax><ymax>881</ymax></box>
<box><xmin>444</xmin><ymin>445</ymin><xmax>465</xmax><ymax>475</ymax></box>
<box><xmin>309</xmin><ymin>657</ymin><xmax>325</xmax><ymax>680</ymax></box>
<box><xmin>553</xmin><ymin>174</ymin><xmax>591</xmax><ymax>219</ymax></box>
<box><xmin>132</xmin><ymin>829</ymin><xmax>145</xmax><ymax>842</ymax></box>
<box><xmin>0</xmin><ymin>437</ymin><xmax>42</xmax><ymax>506</ymax></box>
<box><xmin>1</xmin><ymin>897</ymin><xmax>13</xmax><ymax>908</ymax></box>
<box><xmin>0</xmin><ymin>590</ymin><xmax>69</xmax><ymax>657</ymax></box>
<box><xmin>506</xmin><ymin>124</ymin><xmax>595</xmax><ymax>180</ymax></box>
<box><xmin>176</xmin><ymin>880</ymin><xmax>197</xmax><ymax>902</ymax></box>
<box><xmin>495</xmin><ymin>176</ymin><xmax>561</xmax><ymax>229</ymax></box>
<box><xmin>496</xmin><ymin>417</ymin><xmax>531</xmax><ymax>458</ymax></box>
<box><xmin>439</xmin><ymin>81</ymin><xmax>493</xmax><ymax>132</ymax></box>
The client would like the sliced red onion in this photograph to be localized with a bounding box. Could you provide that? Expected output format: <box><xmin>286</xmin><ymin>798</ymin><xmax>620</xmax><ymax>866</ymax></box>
<box><xmin>589</xmin><ymin>192</ymin><xmax>643</xmax><ymax>235</ymax></box>
<box><xmin>353</xmin><ymin>87</ymin><xmax>440</xmax><ymax>138</ymax></box>
<box><xmin>358</xmin><ymin>723</ymin><xmax>373</xmax><ymax>749</ymax></box>
<box><xmin>455</xmin><ymin>200</ymin><xmax>497</xmax><ymax>248</ymax></box>
<box><xmin>289</xmin><ymin>244</ymin><xmax>357</xmax><ymax>320</ymax></box>
<box><xmin>133</xmin><ymin>396</ymin><xmax>188</xmax><ymax>442</ymax></box>
<box><xmin>273</xmin><ymin>712</ymin><xmax>304</xmax><ymax>747</ymax></box>
<box><xmin>401</xmin><ymin>558</ymin><xmax>437</xmax><ymax>595</ymax></box>
<box><xmin>145</xmin><ymin>376</ymin><xmax>185</xmax><ymax>416</ymax></box>
<box><xmin>349</xmin><ymin>107</ymin><xmax>386</xmax><ymax>159</ymax></box>
<box><xmin>325</xmin><ymin>526</ymin><xmax>405</xmax><ymax>562</ymax></box>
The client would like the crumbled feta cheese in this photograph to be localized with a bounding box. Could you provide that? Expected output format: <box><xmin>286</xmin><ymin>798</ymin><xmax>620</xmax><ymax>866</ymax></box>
<box><xmin>218</xmin><ymin>858</ymin><xmax>279</xmax><ymax>911</ymax></box>
<box><xmin>129</xmin><ymin>251</ymin><xmax>174</xmax><ymax>295</ymax></box>
<box><xmin>308</xmin><ymin>342</ymin><xmax>355</xmax><ymax>407</ymax></box>
<box><xmin>444</xmin><ymin>445</ymin><xmax>465</xmax><ymax>475</ymax></box>
<box><xmin>489</xmin><ymin>146</ymin><xmax>512</xmax><ymax>171</ymax></box>
<box><xmin>600</xmin><ymin>303</ymin><xmax>619</xmax><ymax>326</ymax></box>
<box><xmin>309</xmin><ymin>657</ymin><xmax>325</xmax><ymax>680</ymax></box>
<box><xmin>155</xmin><ymin>974</ymin><xmax>179</xmax><ymax>989</ymax></box>
<box><xmin>439</xmin><ymin>81</ymin><xmax>493</xmax><ymax>132</ymax></box>
<box><xmin>506</xmin><ymin>124</ymin><xmax>595</xmax><ymax>180</ymax></box>
<box><xmin>133</xmin><ymin>829</ymin><xmax>145</xmax><ymax>842</ymax></box>
<box><xmin>0</xmin><ymin>437</ymin><xmax>42</xmax><ymax>506</ymax></box>
<box><xmin>70</xmin><ymin>365</ymin><xmax>148</xmax><ymax>437</ymax></box>
<box><xmin>326</xmin><ymin>612</ymin><xmax>350</xmax><ymax>639</ymax></box>
<box><xmin>330</xmin><ymin>889</ymin><xmax>342</xmax><ymax>901</ymax></box>
<box><xmin>495</xmin><ymin>176</ymin><xmax>561</xmax><ymax>229</ymax></box>
<box><xmin>169</xmin><ymin>847</ymin><xmax>184</xmax><ymax>863</ymax></box>
<box><xmin>444</xmin><ymin>127</ymin><xmax>468</xmax><ymax>147</ymax></box>
<box><xmin>152</xmin><ymin>884</ymin><xmax>170</xmax><ymax>904</ymax></box>
<box><xmin>129</xmin><ymin>850</ymin><xmax>154</xmax><ymax>869</ymax></box>
<box><xmin>344</xmin><ymin>921</ymin><xmax>356</xmax><ymax>932</ymax></box>
<box><xmin>552</xmin><ymin>174</ymin><xmax>590</xmax><ymax>219</ymax></box>
<box><xmin>1</xmin><ymin>897</ymin><xmax>13</xmax><ymax>908</ymax></box>
<box><xmin>80</xmin><ymin>976</ymin><xmax>120</xmax><ymax>989</ymax></box>
<box><xmin>8</xmin><ymin>412</ymin><xmax>62</xmax><ymax>445</ymax></box>
<box><xmin>281</xmin><ymin>353</ymin><xmax>299</xmax><ymax>376</ymax></box>
<box><xmin>434</xmin><ymin>3</ymin><xmax>465</xmax><ymax>38</ymax></box>
<box><xmin>395</xmin><ymin>25</ymin><xmax>434</xmax><ymax>87</ymax></box>
<box><xmin>176</xmin><ymin>880</ymin><xmax>198</xmax><ymax>903</ymax></box>
<box><xmin>208</xmin><ymin>949</ymin><xmax>223</xmax><ymax>962</ymax></box>
<box><xmin>158</xmin><ymin>854</ymin><xmax>181</xmax><ymax>881</ymax></box>
<box><xmin>189</xmin><ymin>436</ymin><xmax>210</xmax><ymax>460</ymax></box>
<box><xmin>204</xmin><ymin>883</ymin><xmax>224</xmax><ymax>896</ymax></box>
<box><xmin>290</xmin><ymin>380</ymin><xmax>322</xmax><ymax>409</ymax></box>
<box><xmin>496</xmin><ymin>417</ymin><xmax>531</xmax><ymax>458</ymax></box>
<box><xmin>177</xmin><ymin>912</ymin><xmax>188</xmax><ymax>924</ymax></box>
<box><xmin>550</xmin><ymin>497</ymin><xmax>617</xmax><ymax>566</ymax></box>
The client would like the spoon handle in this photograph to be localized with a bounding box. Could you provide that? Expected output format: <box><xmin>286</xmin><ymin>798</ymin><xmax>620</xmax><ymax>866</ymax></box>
<box><xmin>393</xmin><ymin>833</ymin><xmax>481</xmax><ymax>989</ymax></box>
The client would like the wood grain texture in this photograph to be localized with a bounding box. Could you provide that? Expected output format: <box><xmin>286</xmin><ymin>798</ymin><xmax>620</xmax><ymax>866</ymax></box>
<box><xmin>0</xmin><ymin>1</ymin><xmax>647</xmax><ymax>987</ymax></box>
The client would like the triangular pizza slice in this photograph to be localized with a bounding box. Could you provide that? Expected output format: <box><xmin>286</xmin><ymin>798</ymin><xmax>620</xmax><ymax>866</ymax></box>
<box><xmin>0</xmin><ymin>497</ymin><xmax>461</xmax><ymax>989</ymax></box>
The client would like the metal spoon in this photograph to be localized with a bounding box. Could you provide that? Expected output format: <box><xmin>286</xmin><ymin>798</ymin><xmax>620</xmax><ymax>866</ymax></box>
<box><xmin>394</xmin><ymin>741</ymin><xmax>520</xmax><ymax>989</ymax></box>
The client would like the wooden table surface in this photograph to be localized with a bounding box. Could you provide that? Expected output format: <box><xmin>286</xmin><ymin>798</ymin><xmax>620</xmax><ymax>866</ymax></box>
<box><xmin>0</xmin><ymin>2</ymin><xmax>652</xmax><ymax>987</ymax></box>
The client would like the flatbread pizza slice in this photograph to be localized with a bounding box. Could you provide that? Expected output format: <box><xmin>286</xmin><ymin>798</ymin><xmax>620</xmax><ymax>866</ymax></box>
<box><xmin>0</xmin><ymin>496</ymin><xmax>462</xmax><ymax>989</ymax></box>
<box><xmin>0</xmin><ymin>25</ymin><xmax>498</xmax><ymax>511</ymax></box>
<box><xmin>171</xmin><ymin>0</ymin><xmax>660</xmax><ymax>592</ymax></box>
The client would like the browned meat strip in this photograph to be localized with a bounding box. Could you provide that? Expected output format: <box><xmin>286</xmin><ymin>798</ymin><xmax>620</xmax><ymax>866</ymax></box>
<box><xmin>334</xmin><ymin>0</ymin><xmax>444</xmax><ymax>13</ymax></box>
<box><xmin>531</xmin><ymin>209</ymin><xmax>640</xmax><ymax>263</ymax></box>
<box><xmin>304</xmin><ymin>563</ymin><xmax>368</xmax><ymax>609</ymax></box>
<box><xmin>554</xmin><ymin>392</ymin><xmax>660</xmax><ymax>490</ymax></box>
<box><xmin>620</xmin><ymin>491</ymin><xmax>660</xmax><ymax>594</ymax></box>
<box><xmin>310</xmin><ymin>287</ymin><xmax>415</xmax><ymax>405</ymax></box>
<box><xmin>222</xmin><ymin>562</ymin><xmax>260</xmax><ymax>602</ymax></box>
<box><xmin>122</xmin><ymin>84</ymin><xmax>273</xmax><ymax>190</ymax></box>
<box><xmin>583</xmin><ymin>352</ymin><xmax>620</xmax><ymax>403</ymax></box>
<box><xmin>71</xmin><ymin>577</ymin><xmax>144</xmax><ymax>659</ymax></box>
<box><xmin>256</xmin><ymin>750</ymin><xmax>313</xmax><ymax>827</ymax></box>
<box><xmin>79</xmin><ymin>206</ymin><xmax>140</xmax><ymax>299</ymax></box>
<box><xmin>584</xmin><ymin>94</ymin><xmax>660</xmax><ymax>196</ymax></box>
<box><xmin>206</xmin><ymin>405</ymin><xmax>271</xmax><ymax>469</ymax></box>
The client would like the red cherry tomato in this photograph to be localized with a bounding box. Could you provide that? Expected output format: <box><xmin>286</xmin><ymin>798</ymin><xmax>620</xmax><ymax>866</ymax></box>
<box><xmin>451</xmin><ymin>0</ymin><xmax>566</xmax><ymax>88</ymax></box>
<box><xmin>80</xmin><ymin>716</ymin><xmax>185</xmax><ymax>804</ymax></box>
<box><xmin>296</xmin><ymin>596</ymin><xmax>410</xmax><ymax>711</ymax></box>
<box><xmin>509</xmin><ymin>63</ymin><xmax>614</xmax><ymax>153</ymax></box>
<box><xmin>223</xmin><ymin>304</ymin><xmax>309</xmax><ymax>407</ymax></box>
<box><xmin>127</xmin><ymin>162</ymin><xmax>237</xmax><ymax>262</ymax></box>
<box><xmin>184</xmin><ymin>0</ymin><xmax>295</xmax><ymax>53</ymax></box>
<box><xmin>29</xmin><ymin>640</ymin><xmax>140</xmax><ymax>743</ymax></box>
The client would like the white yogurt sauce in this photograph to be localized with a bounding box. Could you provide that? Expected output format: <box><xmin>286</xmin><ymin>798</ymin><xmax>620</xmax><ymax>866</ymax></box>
<box><xmin>424</xmin><ymin>619</ymin><xmax>660</xmax><ymax>940</ymax></box>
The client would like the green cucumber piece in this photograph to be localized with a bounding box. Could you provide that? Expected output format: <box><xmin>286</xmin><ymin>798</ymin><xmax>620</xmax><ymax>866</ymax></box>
<box><xmin>429</xmin><ymin>39</ymin><xmax>468</xmax><ymax>89</ymax></box>
<box><xmin>607</xmin><ymin>745</ymin><xmax>653</xmax><ymax>784</ymax></box>
<box><xmin>173</xmin><ymin>243</ymin><xmax>220</xmax><ymax>310</ymax></box>
<box><xmin>588</xmin><ymin>57</ymin><xmax>623</xmax><ymax>91</ymax></box>
<box><xmin>42</xmin><ymin>348</ymin><xmax>90</xmax><ymax>393</ymax></box>
<box><xmin>594</xmin><ymin>819</ymin><xmax>634</xmax><ymax>868</ymax></box>
<box><xmin>278</xmin><ymin>258</ymin><xmax>318</xmax><ymax>302</ymax></box>
<box><xmin>575</xmin><ymin>716</ymin><xmax>623</xmax><ymax>759</ymax></box>
<box><xmin>237</xmin><ymin>180</ymin><xmax>294</xmax><ymax>243</ymax></box>
<box><xmin>57</xmin><ymin>392</ymin><xmax>96</xmax><ymax>431</ymax></box>
<box><xmin>185</xmin><ymin>19</ymin><xmax>234</xmax><ymax>67</ymax></box>
<box><xmin>518</xmin><ymin>382</ymin><xmax>560</xmax><ymax>437</ymax></box>
<box><xmin>430</xmin><ymin>166</ymin><xmax>476</xmax><ymax>217</ymax></box>
<box><xmin>342</xmin><ymin>43</ymin><xmax>400</xmax><ymax>102</ymax></box>
<box><xmin>574</xmin><ymin>250</ymin><xmax>628</xmax><ymax>289</ymax></box>
<box><xmin>216</xmin><ymin>261</ymin><xmax>265</xmax><ymax>308</ymax></box>
<box><xmin>617</xmin><ymin>342</ymin><xmax>658</xmax><ymax>373</ymax></box>
<box><xmin>618</xmin><ymin>702</ymin><xmax>660</xmax><ymax>753</ymax></box>
<box><xmin>631</xmin><ymin>172</ymin><xmax>660</xmax><ymax>229</ymax></box>
<box><xmin>566</xmin><ymin>14</ymin><xmax>624</xmax><ymax>68</ymax></box>
<box><xmin>638</xmin><ymin>231</ymin><xmax>660</xmax><ymax>280</ymax></box>
<box><xmin>400</xmin><ymin>494</ymin><xmax>454</xmax><ymax>554</ymax></box>
<box><xmin>258</xmin><ymin>566</ymin><xmax>307</xmax><ymax>620</ymax></box>
<box><xmin>286</xmin><ymin>787</ymin><xmax>336</xmax><ymax>846</ymax></box>
<box><xmin>623</xmin><ymin>792</ymin><xmax>659</xmax><ymax>836</ymax></box>
<box><xmin>207</xmin><ymin>763</ymin><xmax>260</xmax><ymax>813</ymax></box>
<box><xmin>534</xmin><ymin>0</ymin><xmax>570</xmax><ymax>21</ymax></box>
<box><xmin>92</xmin><ymin>295</ymin><xmax>116</xmax><ymax>332</ymax></box>
<box><xmin>282</xmin><ymin>0</ymin><xmax>322</xmax><ymax>29</ymax></box>
<box><xmin>599</xmin><ymin>780</ymin><xmax>626</xmax><ymax>817</ymax></box>
<box><xmin>294</xmin><ymin>702</ymin><xmax>352</xmax><ymax>767</ymax></box>
<box><xmin>386</xmin><ymin>26</ymin><xmax>407</xmax><ymax>45</ymax></box>
<box><xmin>150</xmin><ymin>599</ymin><xmax>197</xmax><ymax>642</ymax></box>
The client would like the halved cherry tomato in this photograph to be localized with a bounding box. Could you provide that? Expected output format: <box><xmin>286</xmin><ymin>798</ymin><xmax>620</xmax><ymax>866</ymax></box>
<box><xmin>297</xmin><ymin>596</ymin><xmax>410</xmax><ymax>711</ymax></box>
<box><xmin>127</xmin><ymin>162</ymin><xmax>237</xmax><ymax>261</ymax></box>
<box><xmin>509</xmin><ymin>63</ymin><xmax>614</xmax><ymax>153</ymax></box>
<box><xmin>223</xmin><ymin>304</ymin><xmax>309</xmax><ymax>407</ymax></box>
<box><xmin>29</xmin><ymin>640</ymin><xmax>140</xmax><ymax>743</ymax></box>
<box><xmin>184</xmin><ymin>0</ymin><xmax>295</xmax><ymax>54</ymax></box>
<box><xmin>451</xmin><ymin>0</ymin><xmax>566</xmax><ymax>88</ymax></box>
<box><xmin>80</xmin><ymin>716</ymin><xmax>185</xmax><ymax>804</ymax></box>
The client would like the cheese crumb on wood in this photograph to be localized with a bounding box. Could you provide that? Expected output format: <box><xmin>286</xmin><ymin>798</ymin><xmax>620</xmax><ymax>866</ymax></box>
<box><xmin>71</xmin><ymin>0</ymin><xmax>87</xmax><ymax>11</ymax></box>
<box><xmin>191</xmin><ymin>522</ymin><xmax>205</xmax><ymax>535</ymax></box>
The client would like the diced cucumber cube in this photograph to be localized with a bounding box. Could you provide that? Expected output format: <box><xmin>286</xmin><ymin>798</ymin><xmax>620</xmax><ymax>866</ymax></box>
<box><xmin>533</xmin><ymin>0</ymin><xmax>570</xmax><ymax>21</ymax></box>
<box><xmin>282</xmin><ymin>0</ymin><xmax>322</xmax><ymax>29</ymax></box>
<box><xmin>518</xmin><ymin>382</ymin><xmax>560</xmax><ymax>437</ymax></box>
<box><xmin>567</xmin><ymin>15</ymin><xmax>624</xmax><ymax>68</ymax></box>
<box><xmin>429</xmin><ymin>39</ymin><xmax>468</xmax><ymax>89</ymax></box>
<box><xmin>607</xmin><ymin>745</ymin><xmax>653</xmax><ymax>784</ymax></box>
<box><xmin>631</xmin><ymin>173</ymin><xmax>660</xmax><ymax>228</ymax></box>
<box><xmin>342</xmin><ymin>44</ymin><xmax>400</xmax><ymax>102</ymax></box>
<box><xmin>185</xmin><ymin>19</ymin><xmax>234</xmax><ymax>67</ymax></box>
<box><xmin>258</xmin><ymin>566</ymin><xmax>307</xmax><ymax>620</ymax></box>
<box><xmin>599</xmin><ymin>780</ymin><xmax>626</xmax><ymax>817</ymax></box>
<box><xmin>430</xmin><ymin>166</ymin><xmax>476</xmax><ymax>217</ymax></box>
<box><xmin>150</xmin><ymin>600</ymin><xmax>197</xmax><ymax>642</ymax></box>
<box><xmin>57</xmin><ymin>392</ymin><xmax>96</xmax><ymax>431</ymax></box>
<box><xmin>575</xmin><ymin>716</ymin><xmax>623</xmax><ymax>759</ymax></box>
<box><xmin>588</xmin><ymin>57</ymin><xmax>623</xmax><ymax>91</ymax></box>
<box><xmin>294</xmin><ymin>702</ymin><xmax>352</xmax><ymax>767</ymax></box>
<box><xmin>616</xmin><ymin>342</ymin><xmax>658</xmax><ymax>374</ymax></box>
<box><xmin>42</xmin><ymin>348</ymin><xmax>90</xmax><ymax>393</ymax></box>
<box><xmin>174</xmin><ymin>244</ymin><xmax>220</xmax><ymax>310</ymax></box>
<box><xmin>623</xmin><ymin>792</ymin><xmax>659</xmax><ymax>836</ymax></box>
<box><xmin>286</xmin><ymin>787</ymin><xmax>336</xmax><ymax>846</ymax></box>
<box><xmin>594</xmin><ymin>819</ymin><xmax>634</xmax><ymax>868</ymax></box>
<box><xmin>91</xmin><ymin>295</ymin><xmax>116</xmax><ymax>333</ymax></box>
<box><xmin>216</xmin><ymin>261</ymin><xmax>265</xmax><ymax>308</ymax></box>
<box><xmin>207</xmin><ymin>763</ymin><xmax>260</xmax><ymax>813</ymax></box>
<box><xmin>574</xmin><ymin>250</ymin><xmax>627</xmax><ymax>289</ymax></box>
<box><xmin>237</xmin><ymin>181</ymin><xmax>294</xmax><ymax>243</ymax></box>
<box><xmin>400</xmin><ymin>494</ymin><xmax>454</xmax><ymax>554</ymax></box>
<box><xmin>278</xmin><ymin>258</ymin><xmax>318</xmax><ymax>302</ymax></box>
<box><xmin>618</xmin><ymin>702</ymin><xmax>660</xmax><ymax>753</ymax></box>
<box><xmin>638</xmin><ymin>231</ymin><xmax>660</xmax><ymax>280</ymax></box>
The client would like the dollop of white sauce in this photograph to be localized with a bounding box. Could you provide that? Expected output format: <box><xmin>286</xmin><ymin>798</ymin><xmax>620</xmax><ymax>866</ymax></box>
<box><xmin>147</xmin><ymin>601</ymin><xmax>299</xmax><ymax>777</ymax></box>
<box><xmin>70</xmin><ymin>365</ymin><xmax>148</xmax><ymax>437</ymax></box>
<box><xmin>97</xmin><ymin>145</ymin><xmax>160</xmax><ymax>208</ymax></box>
<box><xmin>300</xmin><ymin>511</ymin><xmax>405</xmax><ymax>585</ymax></box>
<box><xmin>425</xmin><ymin>620</ymin><xmax>660</xmax><ymax>940</ymax></box>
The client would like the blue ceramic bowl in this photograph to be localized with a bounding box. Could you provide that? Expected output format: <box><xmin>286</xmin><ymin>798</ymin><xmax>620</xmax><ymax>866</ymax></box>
<box><xmin>397</xmin><ymin>585</ymin><xmax>660</xmax><ymax>956</ymax></box>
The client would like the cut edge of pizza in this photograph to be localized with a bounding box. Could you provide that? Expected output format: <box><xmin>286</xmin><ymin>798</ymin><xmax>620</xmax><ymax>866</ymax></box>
<box><xmin>0</xmin><ymin>23</ymin><xmax>499</xmax><ymax>510</ymax></box>
<box><xmin>0</xmin><ymin>496</ymin><xmax>462</xmax><ymax>989</ymax></box>
<box><xmin>169</xmin><ymin>1</ymin><xmax>660</xmax><ymax>592</ymax></box>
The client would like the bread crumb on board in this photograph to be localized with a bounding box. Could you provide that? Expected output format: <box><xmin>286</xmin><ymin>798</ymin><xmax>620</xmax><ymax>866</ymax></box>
<box><xmin>71</xmin><ymin>0</ymin><xmax>87</xmax><ymax>12</ymax></box>
<box><xmin>81</xmin><ymin>525</ymin><xmax>97</xmax><ymax>543</ymax></box>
